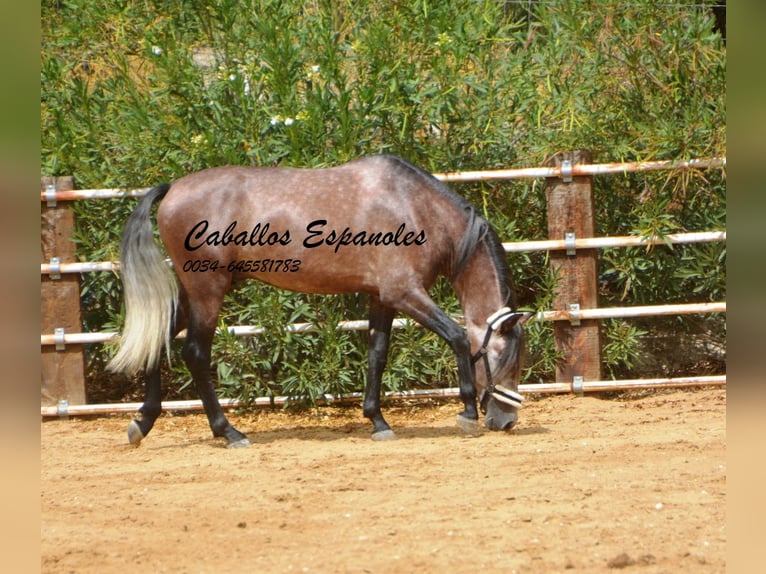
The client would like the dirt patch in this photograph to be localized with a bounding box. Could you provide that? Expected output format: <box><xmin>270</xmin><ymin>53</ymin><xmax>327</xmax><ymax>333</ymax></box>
<box><xmin>41</xmin><ymin>388</ymin><xmax>726</xmax><ymax>573</ymax></box>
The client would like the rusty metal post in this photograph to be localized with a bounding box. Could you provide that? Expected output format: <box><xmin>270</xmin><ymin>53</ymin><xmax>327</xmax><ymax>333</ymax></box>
<box><xmin>41</xmin><ymin>176</ymin><xmax>86</xmax><ymax>408</ymax></box>
<box><xmin>544</xmin><ymin>150</ymin><xmax>602</xmax><ymax>385</ymax></box>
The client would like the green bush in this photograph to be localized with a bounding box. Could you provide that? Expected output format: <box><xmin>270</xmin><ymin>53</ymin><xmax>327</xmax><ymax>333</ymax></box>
<box><xmin>41</xmin><ymin>0</ymin><xmax>726</xmax><ymax>403</ymax></box>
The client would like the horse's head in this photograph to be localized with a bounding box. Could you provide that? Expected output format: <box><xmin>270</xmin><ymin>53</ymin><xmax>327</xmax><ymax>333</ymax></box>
<box><xmin>470</xmin><ymin>309</ymin><xmax>532</xmax><ymax>431</ymax></box>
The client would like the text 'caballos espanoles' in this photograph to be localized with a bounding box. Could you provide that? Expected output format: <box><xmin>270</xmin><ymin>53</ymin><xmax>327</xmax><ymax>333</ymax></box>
<box><xmin>184</xmin><ymin>219</ymin><xmax>427</xmax><ymax>254</ymax></box>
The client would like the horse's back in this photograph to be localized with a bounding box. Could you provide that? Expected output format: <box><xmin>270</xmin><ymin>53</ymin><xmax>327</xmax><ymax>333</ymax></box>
<box><xmin>156</xmin><ymin>156</ymin><xmax>466</xmax><ymax>296</ymax></box>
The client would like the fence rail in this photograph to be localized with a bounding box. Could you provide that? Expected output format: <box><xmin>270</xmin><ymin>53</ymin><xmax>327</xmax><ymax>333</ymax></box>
<box><xmin>39</xmin><ymin>230</ymin><xmax>727</xmax><ymax>276</ymax></box>
<box><xmin>40</xmin><ymin>301</ymin><xmax>726</xmax><ymax>347</ymax></box>
<box><xmin>40</xmin><ymin>153</ymin><xmax>726</xmax><ymax>415</ymax></box>
<box><xmin>41</xmin><ymin>375</ymin><xmax>726</xmax><ymax>418</ymax></box>
<box><xmin>39</xmin><ymin>157</ymin><xmax>726</xmax><ymax>203</ymax></box>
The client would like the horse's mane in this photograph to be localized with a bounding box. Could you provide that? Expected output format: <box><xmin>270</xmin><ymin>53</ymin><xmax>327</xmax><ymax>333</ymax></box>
<box><xmin>382</xmin><ymin>155</ymin><xmax>516</xmax><ymax>309</ymax></box>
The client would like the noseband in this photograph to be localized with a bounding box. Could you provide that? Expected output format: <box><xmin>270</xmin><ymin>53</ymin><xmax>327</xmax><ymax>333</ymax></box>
<box><xmin>470</xmin><ymin>307</ymin><xmax>525</xmax><ymax>413</ymax></box>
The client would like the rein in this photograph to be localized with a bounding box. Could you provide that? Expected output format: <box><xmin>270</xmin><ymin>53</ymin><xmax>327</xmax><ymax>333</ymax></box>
<box><xmin>470</xmin><ymin>307</ymin><xmax>525</xmax><ymax>412</ymax></box>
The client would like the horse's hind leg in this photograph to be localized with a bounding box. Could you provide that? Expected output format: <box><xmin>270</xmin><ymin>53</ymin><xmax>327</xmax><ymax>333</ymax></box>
<box><xmin>128</xmin><ymin>297</ymin><xmax>188</xmax><ymax>446</ymax></box>
<box><xmin>363</xmin><ymin>298</ymin><xmax>396</xmax><ymax>440</ymax></box>
<box><xmin>128</xmin><ymin>365</ymin><xmax>162</xmax><ymax>446</ymax></box>
<box><xmin>183</xmin><ymin>294</ymin><xmax>249</xmax><ymax>448</ymax></box>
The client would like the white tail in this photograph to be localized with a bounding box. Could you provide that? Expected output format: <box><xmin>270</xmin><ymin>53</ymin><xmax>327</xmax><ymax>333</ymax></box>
<box><xmin>107</xmin><ymin>184</ymin><xmax>179</xmax><ymax>375</ymax></box>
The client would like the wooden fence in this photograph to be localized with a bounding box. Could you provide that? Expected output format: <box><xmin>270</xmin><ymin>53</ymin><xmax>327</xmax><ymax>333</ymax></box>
<box><xmin>40</xmin><ymin>151</ymin><xmax>726</xmax><ymax>416</ymax></box>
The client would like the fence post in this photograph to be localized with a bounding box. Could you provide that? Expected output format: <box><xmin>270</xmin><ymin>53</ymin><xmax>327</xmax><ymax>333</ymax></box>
<box><xmin>41</xmin><ymin>176</ymin><xmax>87</xmax><ymax>408</ymax></box>
<box><xmin>544</xmin><ymin>150</ymin><xmax>602</xmax><ymax>385</ymax></box>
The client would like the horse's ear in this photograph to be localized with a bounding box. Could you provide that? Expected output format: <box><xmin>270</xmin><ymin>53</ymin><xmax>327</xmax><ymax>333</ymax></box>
<box><xmin>500</xmin><ymin>311</ymin><xmax>534</xmax><ymax>334</ymax></box>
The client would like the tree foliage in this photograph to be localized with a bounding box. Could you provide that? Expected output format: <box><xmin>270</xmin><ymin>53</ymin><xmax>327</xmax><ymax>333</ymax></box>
<box><xmin>41</xmin><ymin>0</ymin><xmax>726</xmax><ymax>403</ymax></box>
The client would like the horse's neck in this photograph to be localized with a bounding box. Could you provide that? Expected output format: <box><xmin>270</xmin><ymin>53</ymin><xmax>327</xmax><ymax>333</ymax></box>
<box><xmin>452</xmin><ymin>241</ymin><xmax>506</xmax><ymax>330</ymax></box>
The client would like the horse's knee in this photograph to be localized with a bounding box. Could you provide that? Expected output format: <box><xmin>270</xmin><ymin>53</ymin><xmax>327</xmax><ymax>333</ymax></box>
<box><xmin>450</xmin><ymin>331</ymin><xmax>470</xmax><ymax>357</ymax></box>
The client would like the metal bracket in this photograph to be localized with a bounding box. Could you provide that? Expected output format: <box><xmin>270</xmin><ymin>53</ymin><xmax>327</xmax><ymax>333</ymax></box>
<box><xmin>57</xmin><ymin>399</ymin><xmax>70</xmax><ymax>418</ymax></box>
<box><xmin>54</xmin><ymin>327</ymin><xmax>66</xmax><ymax>351</ymax></box>
<box><xmin>45</xmin><ymin>183</ymin><xmax>57</xmax><ymax>207</ymax></box>
<box><xmin>560</xmin><ymin>160</ymin><xmax>573</xmax><ymax>182</ymax></box>
<box><xmin>49</xmin><ymin>257</ymin><xmax>62</xmax><ymax>280</ymax></box>
<box><xmin>572</xmin><ymin>375</ymin><xmax>584</xmax><ymax>396</ymax></box>
<box><xmin>568</xmin><ymin>303</ymin><xmax>581</xmax><ymax>326</ymax></box>
<box><xmin>565</xmin><ymin>232</ymin><xmax>576</xmax><ymax>256</ymax></box>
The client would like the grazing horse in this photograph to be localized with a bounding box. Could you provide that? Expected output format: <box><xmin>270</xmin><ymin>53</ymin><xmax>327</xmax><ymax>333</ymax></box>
<box><xmin>108</xmin><ymin>155</ymin><xmax>531</xmax><ymax>447</ymax></box>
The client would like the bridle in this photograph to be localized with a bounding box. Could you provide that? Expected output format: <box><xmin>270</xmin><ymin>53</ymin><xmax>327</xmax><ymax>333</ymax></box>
<box><xmin>470</xmin><ymin>306</ymin><xmax>525</xmax><ymax>413</ymax></box>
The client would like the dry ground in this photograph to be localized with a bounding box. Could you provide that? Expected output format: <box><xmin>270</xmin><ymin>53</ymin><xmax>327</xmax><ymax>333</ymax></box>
<box><xmin>41</xmin><ymin>387</ymin><xmax>725</xmax><ymax>573</ymax></box>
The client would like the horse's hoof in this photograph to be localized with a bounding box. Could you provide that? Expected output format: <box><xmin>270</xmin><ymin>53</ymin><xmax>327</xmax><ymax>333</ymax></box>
<box><xmin>371</xmin><ymin>429</ymin><xmax>397</xmax><ymax>441</ymax></box>
<box><xmin>127</xmin><ymin>420</ymin><xmax>144</xmax><ymax>446</ymax></box>
<box><xmin>226</xmin><ymin>437</ymin><xmax>251</xmax><ymax>449</ymax></box>
<box><xmin>456</xmin><ymin>414</ymin><xmax>483</xmax><ymax>437</ymax></box>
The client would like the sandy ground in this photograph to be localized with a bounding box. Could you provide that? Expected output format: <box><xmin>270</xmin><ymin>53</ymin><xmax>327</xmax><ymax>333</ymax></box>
<box><xmin>41</xmin><ymin>388</ymin><xmax>725</xmax><ymax>573</ymax></box>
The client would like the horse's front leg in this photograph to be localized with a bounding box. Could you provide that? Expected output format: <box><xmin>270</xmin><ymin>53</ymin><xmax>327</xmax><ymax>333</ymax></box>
<box><xmin>433</xmin><ymin>317</ymin><xmax>482</xmax><ymax>435</ymax></box>
<box><xmin>363</xmin><ymin>298</ymin><xmax>397</xmax><ymax>440</ymax></box>
<box><xmin>452</xmin><ymin>337</ymin><xmax>483</xmax><ymax>436</ymax></box>
<box><xmin>389</xmin><ymin>288</ymin><xmax>481</xmax><ymax>436</ymax></box>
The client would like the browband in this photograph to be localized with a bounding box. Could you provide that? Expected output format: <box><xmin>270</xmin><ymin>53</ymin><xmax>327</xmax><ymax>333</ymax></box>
<box><xmin>485</xmin><ymin>307</ymin><xmax>521</xmax><ymax>331</ymax></box>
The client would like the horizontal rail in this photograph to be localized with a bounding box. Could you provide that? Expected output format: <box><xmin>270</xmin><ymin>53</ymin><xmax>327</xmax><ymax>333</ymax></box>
<box><xmin>39</xmin><ymin>157</ymin><xmax>726</xmax><ymax>202</ymax></box>
<box><xmin>40</xmin><ymin>375</ymin><xmax>726</xmax><ymax>417</ymax></box>
<box><xmin>536</xmin><ymin>301</ymin><xmax>725</xmax><ymax>322</ymax></box>
<box><xmin>41</xmin><ymin>261</ymin><xmax>120</xmax><ymax>275</ymax></box>
<box><xmin>41</xmin><ymin>187</ymin><xmax>152</xmax><ymax>202</ymax></box>
<box><xmin>436</xmin><ymin>157</ymin><xmax>725</xmax><ymax>183</ymax></box>
<box><xmin>40</xmin><ymin>231</ymin><xmax>726</xmax><ymax>275</ymax></box>
<box><xmin>503</xmin><ymin>230</ymin><xmax>726</xmax><ymax>253</ymax></box>
<box><xmin>40</xmin><ymin>302</ymin><xmax>726</xmax><ymax>346</ymax></box>
<box><xmin>41</xmin><ymin>319</ymin><xmax>415</xmax><ymax>346</ymax></box>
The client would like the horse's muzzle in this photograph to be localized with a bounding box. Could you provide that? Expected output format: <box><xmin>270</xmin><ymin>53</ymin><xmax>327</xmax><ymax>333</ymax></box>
<box><xmin>481</xmin><ymin>384</ymin><xmax>523</xmax><ymax>431</ymax></box>
<box><xmin>484</xmin><ymin>397</ymin><xmax>519</xmax><ymax>431</ymax></box>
